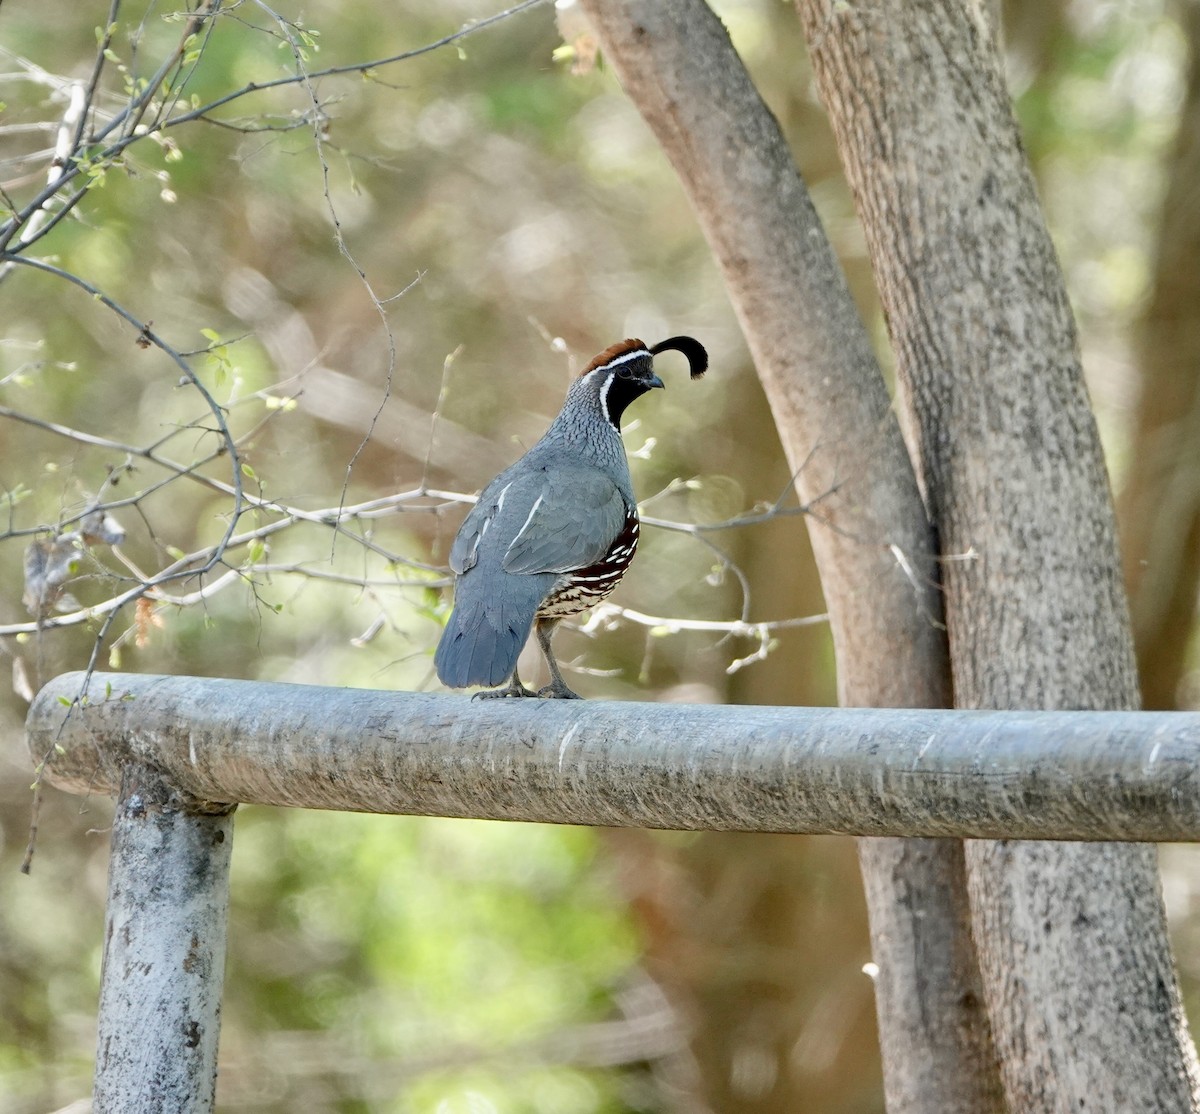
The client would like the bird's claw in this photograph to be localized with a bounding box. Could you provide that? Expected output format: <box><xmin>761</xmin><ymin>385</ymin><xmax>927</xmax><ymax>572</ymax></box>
<box><xmin>537</xmin><ymin>683</ymin><xmax>582</xmax><ymax>700</ymax></box>
<box><xmin>473</xmin><ymin>681</ymin><xmax>539</xmax><ymax>700</ymax></box>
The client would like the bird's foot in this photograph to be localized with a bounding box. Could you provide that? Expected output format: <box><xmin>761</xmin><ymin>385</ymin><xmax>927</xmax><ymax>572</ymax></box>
<box><xmin>472</xmin><ymin>680</ymin><xmax>539</xmax><ymax>700</ymax></box>
<box><xmin>537</xmin><ymin>682</ymin><xmax>583</xmax><ymax>700</ymax></box>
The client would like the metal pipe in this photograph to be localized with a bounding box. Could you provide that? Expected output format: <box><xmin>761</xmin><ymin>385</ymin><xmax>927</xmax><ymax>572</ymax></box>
<box><xmin>26</xmin><ymin>671</ymin><xmax>1200</xmax><ymax>842</ymax></box>
<box><xmin>92</xmin><ymin>761</ymin><xmax>234</xmax><ymax>1114</ymax></box>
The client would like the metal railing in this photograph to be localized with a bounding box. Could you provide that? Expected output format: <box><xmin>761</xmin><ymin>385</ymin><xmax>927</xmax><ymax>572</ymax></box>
<box><xmin>27</xmin><ymin>670</ymin><xmax>1200</xmax><ymax>1112</ymax></box>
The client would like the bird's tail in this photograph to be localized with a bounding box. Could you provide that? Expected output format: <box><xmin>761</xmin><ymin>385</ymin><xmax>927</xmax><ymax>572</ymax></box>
<box><xmin>434</xmin><ymin>573</ymin><xmax>550</xmax><ymax>689</ymax></box>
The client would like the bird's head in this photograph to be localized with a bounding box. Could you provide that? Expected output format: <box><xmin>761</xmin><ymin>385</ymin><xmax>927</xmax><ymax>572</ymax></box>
<box><xmin>580</xmin><ymin>335</ymin><xmax>708</xmax><ymax>430</ymax></box>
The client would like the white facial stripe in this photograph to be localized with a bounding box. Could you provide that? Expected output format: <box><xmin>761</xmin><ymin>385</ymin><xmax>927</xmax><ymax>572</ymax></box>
<box><xmin>585</xmin><ymin>347</ymin><xmax>648</xmax><ymax>376</ymax></box>
<box><xmin>588</xmin><ymin>347</ymin><xmax>649</xmax><ymax>430</ymax></box>
<box><xmin>599</xmin><ymin>372</ymin><xmax>615</xmax><ymax>428</ymax></box>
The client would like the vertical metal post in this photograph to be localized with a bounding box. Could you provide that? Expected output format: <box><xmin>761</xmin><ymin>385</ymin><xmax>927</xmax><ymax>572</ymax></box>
<box><xmin>93</xmin><ymin>764</ymin><xmax>235</xmax><ymax>1114</ymax></box>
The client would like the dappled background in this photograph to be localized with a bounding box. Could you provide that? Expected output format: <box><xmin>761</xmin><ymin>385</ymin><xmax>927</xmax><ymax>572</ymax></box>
<box><xmin>0</xmin><ymin>0</ymin><xmax>1198</xmax><ymax>1111</ymax></box>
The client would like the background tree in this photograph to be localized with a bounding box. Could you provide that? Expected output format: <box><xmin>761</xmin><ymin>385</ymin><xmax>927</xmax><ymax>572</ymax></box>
<box><xmin>1118</xmin><ymin>0</ymin><xmax>1200</xmax><ymax>713</ymax></box>
<box><xmin>796</xmin><ymin>0</ymin><xmax>1199</xmax><ymax>1107</ymax></box>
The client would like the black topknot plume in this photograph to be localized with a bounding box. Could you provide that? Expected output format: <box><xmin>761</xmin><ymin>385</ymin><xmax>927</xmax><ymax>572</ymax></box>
<box><xmin>650</xmin><ymin>336</ymin><xmax>708</xmax><ymax>379</ymax></box>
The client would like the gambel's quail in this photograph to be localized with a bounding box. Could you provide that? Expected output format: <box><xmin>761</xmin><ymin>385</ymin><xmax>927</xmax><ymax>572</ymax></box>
<box><xmin>435</xmin><ymin>335</ymin><xmax>707</xmax><ymax>699</ymax></box>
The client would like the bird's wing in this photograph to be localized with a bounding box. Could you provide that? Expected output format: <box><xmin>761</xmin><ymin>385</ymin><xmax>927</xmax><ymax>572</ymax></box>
<box><xmin>501</xmin><ymin>469</ymin><xmax>628</xmax><ymax>576</ymax></box>
<box><xmin>448</xmin><ymin>471</ymin><xmax>516</xmax><ymax>574</ymax></box>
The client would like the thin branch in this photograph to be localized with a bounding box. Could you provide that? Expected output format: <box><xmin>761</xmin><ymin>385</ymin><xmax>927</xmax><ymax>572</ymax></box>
<box><xmin>74</xmin><ymin>0</ymin><xmax>123</xmax><ymax>153</ymax></box>
<box><xmin>582</xmin><ymin>602</ymin><xmax>829</xmax><ymax>638</ymax></box>
<box><xmin>422</xmin><ymin>346</ymin><xmax>463</xmax><ymax>492</ymax></box>
<box><xmin>0</xmin><ymin>79</ymin><xmax>85</xmax><ymax>274</ymax></box>
<box><xmin>158</xmin><ymin>0</ymin><xmax>549</xmax><ymax>133</ymax></box>
<box><xmin>0</xmin><ymin>255</ymin><xmax>244</xmax><ymax>544</ymax></box>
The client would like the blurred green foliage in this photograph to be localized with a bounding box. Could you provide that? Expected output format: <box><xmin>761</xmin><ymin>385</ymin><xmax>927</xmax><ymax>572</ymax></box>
<box><xmin>218</xmin><ymin>811</ymin><xmax>643</xmax><ymax>1111</ymax></box>
<box><xmin>1007</xmin><ymin>0</ymin><xmax>1189</xmax><ymax>469</ymax></box>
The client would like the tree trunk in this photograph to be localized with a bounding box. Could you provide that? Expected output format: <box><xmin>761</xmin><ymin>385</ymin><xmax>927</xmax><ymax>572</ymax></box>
<box><xmin>795</xmin><ymin>0</ymin><xmax>1200</xmax><ymax>1108</ymax></box>
<box><xmin>608</xmin><ymin>829</ymin><xmax>881</xmax><ymax>1113</ymax></box>
<box><xmin>1118</xmin><ymin>0</ymin><xmax>1200</xmax><ymax>712</ymax></box>
<box><xmin>575</xmin><ymin>2</ymin><xmax>1004</xmax><ymax>1110</ymax></box>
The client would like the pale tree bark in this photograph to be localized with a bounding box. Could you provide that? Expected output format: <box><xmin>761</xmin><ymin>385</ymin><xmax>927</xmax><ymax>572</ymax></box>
<box><xmin>575</xmin><ymin>2</ymin><xmax>1003</xmax><ymax>1110</ymax></box>
<box><xmin>1118</xmin><ymin>0</ymin><xmax>1200</xmax><ymax>711</ymax></box>
<box><xmin>795</xmin><ymin>0</ymin><xmax>1200</xmax><ymax>1109</ymax></box>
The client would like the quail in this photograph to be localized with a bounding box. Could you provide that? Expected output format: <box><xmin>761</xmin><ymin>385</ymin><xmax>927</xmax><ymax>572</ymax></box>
<box><xmin>435</xmin><ymin>335</ymin><xmax>708</xmax><ymax>699</ymax></box>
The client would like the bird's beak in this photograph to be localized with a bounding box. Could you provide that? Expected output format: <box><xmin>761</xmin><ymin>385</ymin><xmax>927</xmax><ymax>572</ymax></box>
<box><xmin>647</xmin><ymin>372</ymin><xmax>665</xmax><ymax>390</ymax></box>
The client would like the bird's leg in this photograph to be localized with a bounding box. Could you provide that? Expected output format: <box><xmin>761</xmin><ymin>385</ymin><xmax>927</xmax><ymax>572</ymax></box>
<box><xmin>534</xmin><ymin>619</ymin><xmax>582</xmax><ymax>700</ymax></box>
<box><xmin>472</xmin><ymin>662</ymin><xmax>538</xmax><ymax>700</ymax></box>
